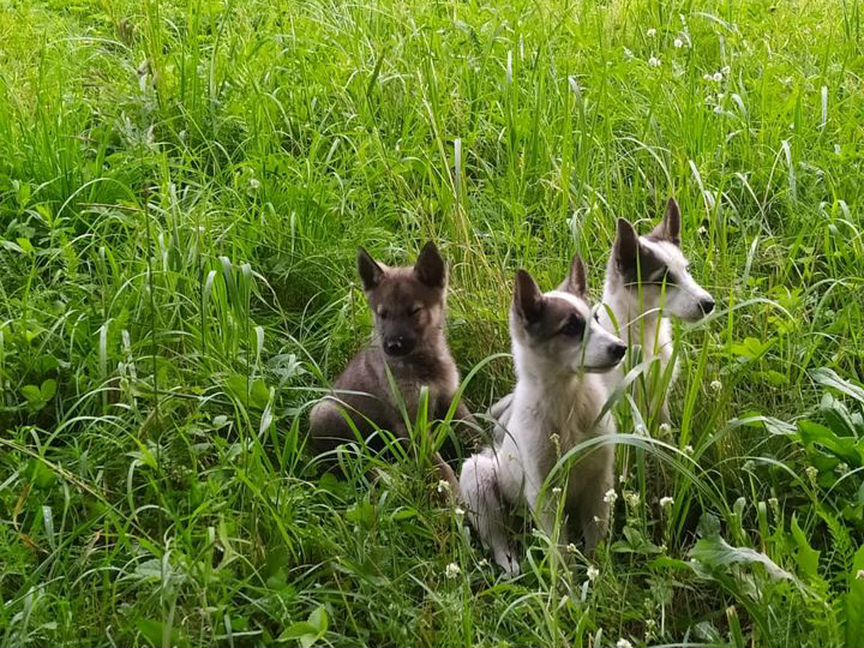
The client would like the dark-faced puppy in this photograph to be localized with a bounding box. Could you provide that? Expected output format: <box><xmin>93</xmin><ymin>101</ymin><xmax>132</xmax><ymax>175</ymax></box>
<box><xmin>309</xmin><ymin>242</ymin><xmax>474</xmax><ymax>488</ymax></box>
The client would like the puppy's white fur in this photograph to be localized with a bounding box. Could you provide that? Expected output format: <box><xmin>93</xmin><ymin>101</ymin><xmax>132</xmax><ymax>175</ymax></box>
<box><xmin>460</xmin><ymin>263</ymin><xmax>625</xmax><ymax>576</ymax></box>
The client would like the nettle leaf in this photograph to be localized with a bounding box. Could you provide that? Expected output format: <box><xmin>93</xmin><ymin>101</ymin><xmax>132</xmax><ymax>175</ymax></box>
<box><xmin>690</xmin><ymin>535</ymin><xmax>798</xmax><ymax>583</ymax></box>
<box><xmin>845</xmin><ymin>546</ymin><xmax>864</xmax><ymax>648</ymax></box>
<box><xmin>40</xmin><ymin>378</ymin><xmax>57</xmax><ymax>401</ymax></box>
<box><xmin>21</xmin><ymin>384</ymin><xmax>42</xmax><ymax>405</ymax></box>
<box><xmin>278</xmin><ymin>605</ymin><xmax>328</xmax><ymax>647</ymax></box>
<box><xmin>731</xmin><ymin>337</ymin><xmax>773</xmax><ymax>362</ymax></box>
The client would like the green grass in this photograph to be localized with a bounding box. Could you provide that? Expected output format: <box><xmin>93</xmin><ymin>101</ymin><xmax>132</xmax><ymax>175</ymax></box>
<box><xmin>2</xmin><ymin>0</ymin><xmax>864</xmax><ymax>646</ymax></box>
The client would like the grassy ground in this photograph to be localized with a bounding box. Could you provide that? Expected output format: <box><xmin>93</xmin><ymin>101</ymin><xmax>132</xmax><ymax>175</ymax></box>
<box><xmin>2</xmin><ymin>0</ymin><xmax>864</xmax><ymax>646</ymax></box>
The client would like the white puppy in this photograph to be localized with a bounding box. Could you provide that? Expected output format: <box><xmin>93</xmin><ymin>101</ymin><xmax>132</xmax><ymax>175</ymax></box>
<box><xmin>460</xmin><ymin>257</ymin><xmax>626</xmax><ymax>576</ymax></box>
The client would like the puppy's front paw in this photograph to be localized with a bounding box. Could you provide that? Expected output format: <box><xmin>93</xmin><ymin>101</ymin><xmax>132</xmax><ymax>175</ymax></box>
<box><xmin>495</xmin><ymin>551</ymin><xmax>521</xmax><ymax>578</ymax></box>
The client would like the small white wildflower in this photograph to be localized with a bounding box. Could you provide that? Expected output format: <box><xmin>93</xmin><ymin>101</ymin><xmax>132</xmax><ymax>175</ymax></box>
<box><xmin>454</xmin><ymin>506</ymin><xmax>465</xmax><ymax>518</ymax></box>
<box><xmin>624</xmin><ymin>490</ymin><xmax>640</xmax><ymax>508</ymax></box>
<box><xmin>587</xmin><ymin>565</ymin><xmax>600</xmax><ymax>581</ymax></box>
<box><xmin>717</xmin><ymin>92</ymin><xmax>726</xmax><ymax>101</ymax></box>
<box><xmin>603</xmin><ymin>488</ymin><xmax>618</xmax><ymax>504</ymax></box>
<box><xmin>674</xmin><ymin>38</ymin><xmax>684</xmax><ymax>48</ymax></box>
<box><xmin>477</xmin><ymin>558</ymin><xmax>489</xmax><ymax>567</ymax></box>
<box><xmin>658</xmin><ymin>423</ymin><xmax>672</xmax><ymax>437</ymax></box>
<box><xmin>552</xmin><ymin>486</ymin><xmax>563</xmax><ymax>496</ymax></box>
<box><xmin>566</xmin><ymin>543</ymin><xmax>578</xmax><ymax>554</ymax></box>
<box><xmin>647</xmin><ymin>28</ymin><xmax>657</xmax><ymax>37</ymax></box>
<box><xmin>713</xmin><ymin>105</ymin><xmax>723</xmax><ymax>114</ymax></box>
<box><xmin>624</xmin><ymin>47</ymin><xmax>635</xmax><ymax>60</ymax></box>
<box><xmin>679</xmin><ymin>13</ymin><xmax>687</xmax><ymax>25</ymax></box>
<box><xmin>437</xmin><ymin>479</ymin><xmax>451</xmax><ymax>493</ymax></box>
<box><xmin>249</xmin><ymin>178</ymin><xmax>261</xmax><ymax>190</ymax></box>
<box><xmin>743</xmin><ymin>460</ymin><xmax>755</xmax><ymax>471</ymax></box>
<box><xmin>617</xmin><ymin>639</ymin><xmax>634</xmax><ymax>648</ymax></box>
<box><xmin>836</xmin><ymin>462</ymin><xmax>850</xmax><ymax>476</ymax></box>
<box><xmin>445</xmin><ymin>562</ymin><xmax>461</xmax><ymax>579</ymax></box>
<box><xmin>635</xmin><ymin>423</ymin><xmax>647</xmax><ymax>436</ymax></box>
<box><xmin>712</xmin><ymin>71</ymin><xmax>723</xmax><ymax>82</ymax></box>
<box><xmin>805</xmin><ymin>465</ymin><xmax>819</xmax><ymax>485</ymax></box>
<box><xmin>660</xmin><ymin>496</ymin><xmax>675</xmax><ymax>509</ymax></box>
<box><xmin>710</xmin><ymin>379</ymin><xmax>723</xmax><ymax>392</ymax></box>
<box><xmin>721</xmin><ymin>65</ymin><xmax>731</xmax><ymax>75</ymax></box>
<box><xmin>648</xmin><ymin>56</ymin><xmax>661</xmax><ymax>68</ymax></box>
<box><xmin>834</xmin><ymin>144</ymin><xmax>842</xmax><ymax>155</ymax></box>
<box><xmin>703</xmin><ymin>73</ymin><xmax>713</xmax><ymax>81</ymax></box>
<box><xmin>684</xmin><ymin>445</ymin><xmax>694</xmax><ymax>455</ymax></box>
<box><xmin>857</xmin><ymin>569</ymin><xmax>864</xmax><ymax>580</ymax></box>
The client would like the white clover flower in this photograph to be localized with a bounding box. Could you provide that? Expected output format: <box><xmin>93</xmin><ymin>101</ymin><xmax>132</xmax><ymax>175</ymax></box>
<box><xmin>710</xmin><ymin>379</ymin><xmax>723</xmax><ymax>392</ymax></box>
<box><xmin>712</xmin><ymin>71</ymin><xmax>723</xmax><ymax>82</ymax></box>
<box><xmin>805</xmin><ymin>465</ymin><xmax>819</xmax><ymax>484</ymax></box>
<box><xmin>684</xmin><ymin>445</ymin><xmax>694</xmax><ymax>455</ymax></box>
<box><xmin>857</xmin><ymin>569</ymin><xmax>864</xmax><ymax>580</ymax></box>
<box><xmin>619</xmin><ymin>472</ymin><xmax>627</xmax><ymax>484</ymax></box>
<box><xmin>648</xmin><ymin>56</ymin><xmax>662</xmax><ymax>68</ymax></box>
<box><xmin>703</xmin><ymin>73</ymin><xmax>713</xmax><ymax>81</ymax></box>
<box><xmin>658</xmin><ymin>423</ymin><xmax>672</xmax><ymax>437</ymax></box>
<box><xmin>587</xmin><ymin>565</ymin><xmax>600</xmax><ymax>581</ymax></box>
<box><xmin>249</xmin><ymin>178</ymin><xmax>261</xmax><ymax>190</ymax></box>
<box><xmin>624</xmin><ymin>47</ymin><xmax>635</xmax><ymax>60</ymax></box>
<box><xmin>674</xmin><ymin>38</ymin><xmax>684</xmax><ymax>48</ymax></box>
<box><xmin>566</xmin><ymin>542</ymin><xmax>578</xmax><ymax>554</ymax></box>
<box><xmin>713</xmin><ymin>105</ymin><xmax>723</xmax><ymax>114</ymax></box>
<box><xmin>477</xmin><ymin>558</ymin><xmax>489</xmax><ymax>567</ymax></box>
<box><xmin>437</xmin><ymin>479</ymin><xmax>451</xmax><ymax>493</ymax></box>
<box><xmin>624</xmin><ymin>491</ymin><xmax>640</xmax><ymax>508</ymax></box>
<box><xmin>647</xmin><ymin>28</ymin><xmax>657</xmax><ymax>37</ymax></box>
<box><xmin>660</xmin><ymin>496</ymin><xmax>675</xmax><ymax>509</ymax></box>
<box><xmin>603</xmin><ymin>488</ymin><xmax>618</xmax><ymax>504</ymax></box>
<box><xmin>721</xmin><ymin>65</ymin><xmax>731</xmax><ymax>75</ymax></box>
<box><xmin>445</xmin><ymin>562</ymin><xmax>461</xmax><ymax>579</ymax></box>
<box><xmin>835</xmin><ymin>462</ymin><xmax>849</xmax><ymax>476</ymax></box>
<box><xmin>617</xmin><ymin>639</ymin><xmax>634</xmax><ymax>648</ymax></box>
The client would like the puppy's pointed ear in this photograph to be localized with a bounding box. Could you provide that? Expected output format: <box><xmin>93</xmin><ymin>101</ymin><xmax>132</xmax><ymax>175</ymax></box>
<box><xmin>414</xmin><ymin>241</ymin><xmax>446</xmax><ymax>288</ymax></box>
<box><xmin>614</xmin><ymin>218</ymin><xmax>640</xmax><ymax>270</ymax></box>
<box><xmin>559</xmin><ymin>254</ymin><xmax>587</xmax><ymax>297</ymax></box>
<box><xmin>514</xmin><ymin>270</ymin><xmax>544</xmax><ymax>324</ymax></box>
<box><xmin>357</xmin><ymin>247</ymin><xmax>385</xmax><ymax>291</ymax></box>
<box><xmin>651</xmin><ymin>198</ymin><xmax>681</xmax><ymax>246</ymax></box>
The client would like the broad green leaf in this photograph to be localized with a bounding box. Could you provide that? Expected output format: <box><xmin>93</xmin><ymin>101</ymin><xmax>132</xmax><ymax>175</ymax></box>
<box><xmin>790</xmin><ymin>515</ymin><xmax>820</xmax><ymax>580</ymax></box>
<box><xmin>690</xmin><ymin>534</ymin><xmax>797</xmax><ymax>582</ymax></box>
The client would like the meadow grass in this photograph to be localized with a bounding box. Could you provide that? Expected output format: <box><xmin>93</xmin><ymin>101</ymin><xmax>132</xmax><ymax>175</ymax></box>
<box><xmin>1</xmin><ymin>0</ymin><xmax>864</xmax><ymax>646</ymax></box>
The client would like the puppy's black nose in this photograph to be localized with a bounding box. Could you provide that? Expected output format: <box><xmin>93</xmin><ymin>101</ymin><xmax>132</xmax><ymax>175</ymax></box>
<box><xmin>699</xmin><ymin>298</ymin><xmax>716</xmax><ymax>315</ymax></box>
<box><xmin>384</xmin><ymin>337</ymin><xmax>412</xmax><ymax>356</ymax></box>
<box><xmin>609</xmin><ymin>343</ymin><xmax>627</xmax><ymax>361</ymax></box>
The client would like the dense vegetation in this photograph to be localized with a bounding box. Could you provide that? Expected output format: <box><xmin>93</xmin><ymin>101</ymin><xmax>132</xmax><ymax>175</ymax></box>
<box><xmin>1</xmin><ymin>0</ymin><xmax>863</xmax><ymax>646</ymax></box>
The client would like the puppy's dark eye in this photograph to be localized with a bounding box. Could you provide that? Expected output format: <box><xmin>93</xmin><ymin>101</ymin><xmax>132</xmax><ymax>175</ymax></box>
<box><xmin>560</xmin><ymin>316</ymin><xmax>585</xmax><ymax>338</ymax></box>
